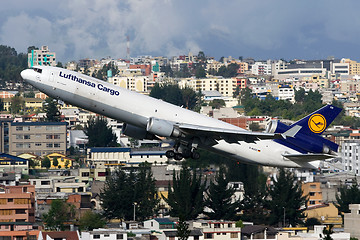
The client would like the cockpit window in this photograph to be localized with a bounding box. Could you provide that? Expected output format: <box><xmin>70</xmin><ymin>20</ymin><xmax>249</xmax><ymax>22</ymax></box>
<box><xmin>32</xmin><ymin>68</ymin><xmax>42</xmax><ymax>73</ymax></box>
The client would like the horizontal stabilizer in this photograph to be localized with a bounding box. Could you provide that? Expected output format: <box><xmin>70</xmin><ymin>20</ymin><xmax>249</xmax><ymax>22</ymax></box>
<box><xmin>282</xmin><ymin>125</ymin><xmax>302</xmax><ymax>139</ymax></box>
<box><xmin>283</xmin><ymin>153</ymin><xmax>337</xmax><ymax>162</ymax></box>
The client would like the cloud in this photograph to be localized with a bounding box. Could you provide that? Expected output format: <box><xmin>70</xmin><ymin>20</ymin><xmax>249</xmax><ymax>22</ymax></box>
<box><xmin>1</xmin><ymin>0</ymin><xmax>360</xmax><ymax>62</ymax></box>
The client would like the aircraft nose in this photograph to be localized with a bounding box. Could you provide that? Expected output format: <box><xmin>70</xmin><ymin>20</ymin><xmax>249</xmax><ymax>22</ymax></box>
<box><xmin>21</xmin><ymin>69</ymin><xmax>33</xmax><ymax>82</ymax></box>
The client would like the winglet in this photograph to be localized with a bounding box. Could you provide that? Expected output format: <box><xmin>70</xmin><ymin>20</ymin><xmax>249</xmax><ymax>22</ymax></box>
<box><xmin>281</xmin><ymin>125</ymin><xmax>302</xmax><ymax>139</ymax></box>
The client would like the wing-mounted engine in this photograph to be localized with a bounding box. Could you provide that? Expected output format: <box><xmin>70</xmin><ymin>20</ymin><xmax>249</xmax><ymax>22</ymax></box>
<box><xmin>122</xmin><ymin>123</ymin><xmax>158</xmax><ymax>140</ymax></box>
<box><xmin>146</xmin><ymin>117</ymin><xmax>182</xmax><ymax>138</ymax></box>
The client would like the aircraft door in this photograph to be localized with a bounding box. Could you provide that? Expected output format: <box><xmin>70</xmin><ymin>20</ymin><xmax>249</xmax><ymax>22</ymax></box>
<box><xmin>49</xmin><ymin>72</ymin><xmax>55</xmax><ymax>82</ymax></box>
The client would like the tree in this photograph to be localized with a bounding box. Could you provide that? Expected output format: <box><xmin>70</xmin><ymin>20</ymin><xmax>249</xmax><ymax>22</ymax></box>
<box><xmin>133</xmin><ymin>165</ymin><xmax>160</xmax><ymax>221</ymax></box>
<box><xmin>9</xmin><ymin>95</ymin><xmax>24</xmax><ymax>114</ymax></box>
<box><xmin>209</xmin><ymin>99</ymin><xmax>225</xmax><ymax>109</ymax></box>
<box><xmin>163</xmin><ymin>165</ymin><xmax>206</xmax><ymax>220</ymax></box>
<box><xmin>150</xmin><ymin>83</ymin><xmax>198</xmax><ymax>110</ymax></box>
<box><xmin>205</xmin><ymin>167</ymin><xmax>238</xmax><ymax>220</ymax></box>
<box><xmin>239</xmin><ymin>165</ymin><xmax>268</xmax><ymax>225</ymax></box>
<box><xmin>335</xmin><ymin>180</ymin><xmax>360</xmax><ymax>221</ymax></box>
<box><xmin>64</xmin><ymin>159</ymin><xmax>70</xmax><ymax>169</ymax></box>
<box><xmin>52</xmin><ymin>157</ymin><xmax>58</xmax><ymax>168</ymax></box>
<box><xmin>43</xmin><ymin>199</ymin><xmax>75</xmax><ymax>230</ymax></box>
<box><xmin>79</xmin><ymin>211</ymin><xmax>106</xmax><ymax>231</ymax></box>
<box><xmin>195</xmin><ymin>65</ymin><xmax>206</xmax><ymax>78</ymax></box>
<box><xmin>84</xmin><ymin>116</ymin><xmax>117</xmax><ymax>147</ymax></box>
<box><xmin>41</xmin><ymin>157</ymin><xmax>51</xmax><ymax>169</ymax></box>
<box><xmin>177</xmin><ymin>219</ymin><xmax>191</xmax><ymax>240</ymax></box>
<box><xmin>267</xmin><ymin>168</ymin><xmax>308</xmax><ymax>227</ymax></box>
<box><xmin>100</xmin><ymin>166</ymin><xmax>159</xmax><ymax>221</ymax></box>
<box><xmin>322</xmin><ymin>225</ymin><xmax>334</xmax><ymax>240</ymax></box>
<box><xmin>43</xmin><ymin>97</ymin><xmax>61</xmax><ymax>122</ymax></box>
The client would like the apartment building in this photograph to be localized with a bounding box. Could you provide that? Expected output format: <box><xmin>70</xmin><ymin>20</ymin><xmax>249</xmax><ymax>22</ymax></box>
<box><xmin>342</xmin><ymin>140</ymin><xmax>360</xmax><ymax>175</ymax></box>
<box><xmin>251</xmin><ymin>62</ymin><xmax>272</xmax><ymax>75</ymax></box>
<box><xmin>27</xmin><ymin>45</ymin><xmax>56</xmax><ymax>67</ymax></box>
<box><xmin>191</xmin><ymin>220</ymin><xmax>241</xmax><ymax>240</ymax></box>
<box><xmin>302</xmin><ymin>182</ymin><xmax>322</xmax><ymax>207</ymax></box>
<box><xmin>0</xmin><ymin>91</ymin><xmax>17</xmax><ymax>99</ymax></box>
<box><xmin>108</xmin><ymin>76</ymin><xmax>149</xmax><ymax>92</ymax></box>
<box><xmin>6</xmin><ymin>122</ymin><xmax>67</xmax><ymax>156</ymax></box>
<box><xmin>87</xmin><ymin>147</ymin><xmax>168</xmax><ymax>169</ymax></box>
<box><xmin>0</xmin><ymin>153</ymin><xmax>29</xmax><ymax>175</ymax></box>
<box><xmin>0</xmin><ymin>185</ymin><xmax>35</xmax><ymax>223</ymax></box>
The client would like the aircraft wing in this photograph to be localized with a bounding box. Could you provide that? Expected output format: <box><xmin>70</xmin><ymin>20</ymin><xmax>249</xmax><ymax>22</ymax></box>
<box><xmin>283</xmin><ymin>153</ymin><xmax>336</xmax><ymax>161</ymax></box>
<box><xmin>177</xmin><ymin>123</ymin><xmax>281</xmax><ymax>143</ymax></box>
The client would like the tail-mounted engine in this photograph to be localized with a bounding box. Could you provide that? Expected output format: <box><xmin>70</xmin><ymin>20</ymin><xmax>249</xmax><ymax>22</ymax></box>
<box><xmin>266</xmin><ymin>120</ymin><xmax>338</xmax><ymax>154</ymax></box>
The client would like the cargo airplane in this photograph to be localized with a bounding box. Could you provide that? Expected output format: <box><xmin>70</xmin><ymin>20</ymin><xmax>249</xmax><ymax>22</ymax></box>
<box><xmin>21</xmin><ymin>66</ymin><xmax>342</xmax><ymax>169</ymax></box>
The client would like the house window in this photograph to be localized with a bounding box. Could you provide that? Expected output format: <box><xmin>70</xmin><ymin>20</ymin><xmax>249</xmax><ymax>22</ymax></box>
<box><xmin>309</xmin><ymin>192</ymin><xmax>315</xmax><ymax>196</ymax></box>
<box><xmin>231</xmin><ymin>233</ymin><xmax>238</xmax><ymax>238</ymax></box>
<box><xmin>205</xmin><ymin>233</ymin><xmax>213</xmax><ymax>239</ymax></box>
<box><xmin>15</xmin><ymin>209</ymin><xmax>26</xmax><ymax>214</ymax></box>
<box><xmin>93</xmin><ymin>235</ymin><xmax>100</xmax><ymax>239</ymax></box>
<box><xmin>117</xmin><ymin>234</ymin><xmax>123</xmax><ymax>239</ymax></box>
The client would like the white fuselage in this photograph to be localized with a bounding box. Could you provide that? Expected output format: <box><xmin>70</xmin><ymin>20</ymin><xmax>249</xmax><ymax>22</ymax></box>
<box><xmin>21</xmin><ymin>66</ymin><xmax>317</xmax><ymax>168</ymax></box>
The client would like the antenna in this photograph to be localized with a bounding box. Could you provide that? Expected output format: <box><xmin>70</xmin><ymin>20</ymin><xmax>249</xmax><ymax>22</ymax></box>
<box><xmin>126</xmin><ymin>36</ymin><xmax>130</xmax><ymax>60</ymax></box>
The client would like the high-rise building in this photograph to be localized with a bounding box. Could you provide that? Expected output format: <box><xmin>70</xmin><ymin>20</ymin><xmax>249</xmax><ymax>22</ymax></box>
<box><xmin>28</xmin><ymin>46</ymin><xmax>56</xmax><ymax>67</ymax></box>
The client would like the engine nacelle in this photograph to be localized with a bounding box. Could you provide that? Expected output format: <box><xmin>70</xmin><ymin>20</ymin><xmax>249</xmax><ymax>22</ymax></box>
<box><xmin>122</xmin><ymin>123</ymin><xmax>157</xmax><ymax>140</ymax></box>
<box><xmin>146</xmin><ymin>117</ymin><xmax>181</xmax><ymax>138</ymax></box>
<box><xmin>266</xmin><ymin>120</ymin><xmax>290</xmax><ymax>134</ymax></box>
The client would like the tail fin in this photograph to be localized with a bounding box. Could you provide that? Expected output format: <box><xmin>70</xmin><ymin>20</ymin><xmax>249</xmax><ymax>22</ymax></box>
<box><xmin>291</xmin><ymin>104</ymin><xmax>342</xmax><ymax>136</ymax></box>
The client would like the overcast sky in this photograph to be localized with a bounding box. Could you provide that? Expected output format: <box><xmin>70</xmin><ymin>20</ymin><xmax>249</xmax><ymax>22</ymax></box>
<box><xmin>1</xmin><ymin>0</ymin><xmax>360</xmax><ymax>63</ymax></box>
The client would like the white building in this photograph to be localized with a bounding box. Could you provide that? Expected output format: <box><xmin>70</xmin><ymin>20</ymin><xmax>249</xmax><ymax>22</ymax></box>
<box><xmin>271</xmin><ymin>85</ymin><xmax>295</xmax><ymax>103</ymax></box>
<box><xmin>342</xmin><ymin>141</ymin><xmax>360</xmax><ymax>175</ymax></box>
<box><xmin>108</xmin><ymin>76</ymin><xmax>149</xmax><ymax>93</ymax></box>
<box><xmin>251</xmin><ymin>62</ymin><xmax>272</xmax><ymax>75</ymax></box>
<box><xmin>191</xmin><ymin>220</ymin><xmax>241</xmax><ymax>240</ymax></box>
<box><xmin>28</xmin><ymin>46</ymin><xmax>56</xmax><ymax>67</ymax></box>
<box><xmin>81</xmin><ymin>229</ymin><xmax>128</xmax><ymax>240</ymax></box>
<box><xmin>87</xmin><ymin>147</ymin><xmax>169</xmax><ymax>169</ymax></box>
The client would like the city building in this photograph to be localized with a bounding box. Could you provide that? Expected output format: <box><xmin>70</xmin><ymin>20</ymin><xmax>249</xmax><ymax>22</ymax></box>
<box><xmin>81</xmin><ymin>229</ymin><xmax>127</xmax><ymax>240</ymax></box>
<box><xmin>0</xmin><ymin>91</ymin><xmax>17</xmax><ymax>99</ymax></box>
<box><xmin>3</xmin><ymin>122</ymin><xmax>67</xmax><ymax>156</ymax></box>
<box><xmin>341</xmin><ymin>140</ymin><xmax>360</xmax><ymax>175</ymax></box>
<box><xmin>0</xmin><ymin>185</ymin><xmax>35</xmax><ymax>223</ymax></box>
<box><xmin>87</xmin><ymin>147</ymin><xmax>169</xmax><ymax>169</ymax></box>
<box><xmin>39</xmin><ymin>231</ymin><xmax>80</xmax><ymax>240</ymax></box>
<box><xmin>302</xmin><ymin>182</ymin><xmax>322</xmax><ymax>207</ymax></box>
<box><xmin>27</xmin><ymin>46</ymin><xmax>56</xmax><ymax>67</ymax></box>
<box><xmin>44</xmin><ymin>153</ymin><xmax>74</xmax><ymax>169</ymax></box>
<box><xmin>191</xmin><ymin>220</ymin><xmax>241</xmax><ymax>240</ymax></box>
<box><xmin>344</xmin><ymin>204</ymin><xmax>360</xmax><ymax>239</ymax></box>
<box><xmin>251</xmin><ymin>62</ymin><xmax>272</xmax><ymax>75</ymax></box>
<box><xmin>0</xmin><ymin>153</ymin><xmax>29</xmax><ymax>175</ymax></box>
<box><xmin>78</xmin><ymin>168</ymin><xmax>109</xmax><ymax>183</ymax></box>
<box><xmin>108</xmin><ymin>76</ymin><xmax>149</xmax><ymax>93</ymax></box>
